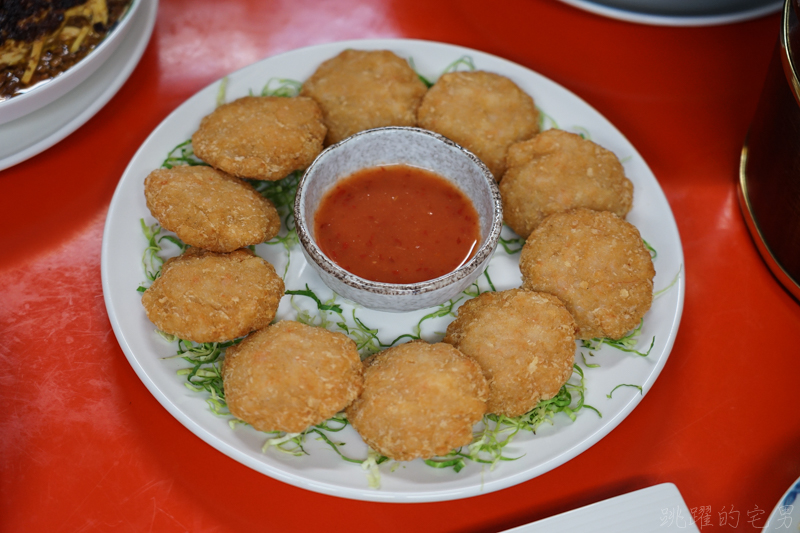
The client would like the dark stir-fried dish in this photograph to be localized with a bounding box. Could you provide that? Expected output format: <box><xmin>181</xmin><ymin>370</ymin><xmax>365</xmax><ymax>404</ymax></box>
<box><xmin>0</xmin><ymin>0</ymin><xmax>131</xmax><ymax>101</ymax></box>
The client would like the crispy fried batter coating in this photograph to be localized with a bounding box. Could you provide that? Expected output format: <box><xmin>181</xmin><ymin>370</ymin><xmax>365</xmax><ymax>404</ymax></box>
<box><xmin>346</xmin><ymin>341</ymin><xmax>488</xmax><ymax>461</ymax></box>
<box><xmin>141</xmin><ymin>248</ymin><xmax>284</xmax><ymax>343</ymax></box>
<box><xmin>223</xmin><ymin>321</ymin><xmax>363</xmax><ymax>433</ymax></box>
<box><xmin>300</xmin><ymin>49</ymin><xmax>428</xmax><ymax>145</ymax></box>
<box><xmin>417</xmin><ymin>70</ymin><xmax>539</xmax><ymax>179</ymax></box>
<box><xmin>192</xmin><ymin>96</ymin><xmax>326</xmax><ymax>180</ymax></box>
<box><xmin>500</xmin><ymin>129</ymin><xmax>633</xmax><ymax>238</ymax></box>
<box><xmin>519</xmin><ymin>208</ymin><xmax>655</xmax><ymax>340</ymax></box>
<box><xmin>144</xmin><ymin>165</ymin><xmax>281</xmax><ymax>252</ymax></box>
<box><xmin>444</xmin><ymin>289</ymin><xmax>577</xmax><ymax>417</ymax></box>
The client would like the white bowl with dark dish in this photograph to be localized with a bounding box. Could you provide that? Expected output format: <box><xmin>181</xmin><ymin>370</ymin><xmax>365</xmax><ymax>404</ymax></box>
<box><xmin>295</xmin><ymin>126</ymin><xmax>503</xmax><ymax>313</ymax></box>
<box><xmin>0</xmin><ymin>0</ymin><xmax>140</xmax><ymax>125</ymax></box>
<box><xmin>558</xmin><ymin>0</ymin><xmax>781</xmax><ymax>25</ymax></box>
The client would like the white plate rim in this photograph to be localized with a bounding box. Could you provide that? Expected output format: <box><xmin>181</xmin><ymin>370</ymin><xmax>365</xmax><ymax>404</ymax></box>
<box><xmin>101</xmin><ymin>37</ymin><xmax>685</xmax><ymax>503</ymax></box>
<box><xmin>764</xmin><ymin>474</ymin><xmax>800</xmax><ymax>531</ymax></box>
<box><xmin>500</xmin><ymin>483</ymin><xmax>698</xmax><ymax>532</ymax></box>
<box><xmin>0</xmin><ymin>0</ymin><xmax>143</xmax><ymax>126</ymax></box>
<box><xmin>0</xmin><ymin>0</ymin><xmax>157</xmax><ymax>171</ymax></box>
<box><xmin>557</xmin><ymin>0</ymin><xmax>782</xmax><ymax>26</ymax></box>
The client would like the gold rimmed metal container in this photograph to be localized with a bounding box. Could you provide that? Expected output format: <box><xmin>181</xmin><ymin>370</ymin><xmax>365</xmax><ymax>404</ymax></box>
<box><xmin>739</xmin><ymin>0</ymin><xmax>800</xmax><ymax>300</ymax></box>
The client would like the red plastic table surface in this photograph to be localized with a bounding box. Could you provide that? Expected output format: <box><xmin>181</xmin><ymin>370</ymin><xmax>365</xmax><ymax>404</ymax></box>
<box><xmin>2</xmin><ymin>0</ymin><xmax>799</xmax><ymax>531</ymax></box>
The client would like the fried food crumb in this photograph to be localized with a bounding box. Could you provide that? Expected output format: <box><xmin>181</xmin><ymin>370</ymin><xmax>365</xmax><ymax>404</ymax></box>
<box><xmin>417</xmin><ymin>70</ymin><xmax>539</xmax><ymax>179</ymax></box>
<box><xmin>444</xmin><ymin>289</ymin><xmax>577</xmax><ymax>417</ymax></box>
<box><xmin>519</xmin><ymin>208</ymin><xmax>655</xmax><ymax>340</ymax></box>
<box><xmin>346</xmin><ymin>341</ymin><xmax>488</xmax><ymax>461</ymax></box>
<box><xmin>500</xmin><ymin>129</ymin><xmax>633</xmax><ymax>238</ymax></box>
<box><xmin>223</xmin><ymin>321</ymin><xmax>363</xmax><ymax>433</ymax></box>
<box><xmin>144</xmin><ymin>165</ymin><xmax>281</xmax><ymax>252</ymax></box>
<box><xmin>141</xmin><ymin>247</ymin><xmax>284</xmax><ymax>343</ymax></box>
<box><xmin>192</xmin><ymin>95</ymin><xmax>326</xmax><ymax>180</ymax></box>
<box><xmin>300</xmin><ymin>49</ymin><xmax>428</xmax><ymax>145</ymax></box>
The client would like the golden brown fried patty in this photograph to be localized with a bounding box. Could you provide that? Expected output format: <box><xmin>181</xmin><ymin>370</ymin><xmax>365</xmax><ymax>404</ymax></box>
<box><xmin>346</xmin><ymin>341</ymin><xmax>488</xmax><ymax>461</ymax></box>
<box><xmin>141</xmin><ymin>248</ymin><xmax>284</xmax><ymax>343</ymax></box>
<box><xmin>223</xmin><ymin>321</ymin><xmax>363</xmax><ymax>433</ymax></box>
<box><xmin>144</xmin><ymin>165</ymin><xmax>281</xmax><ymax>252</ymax></box>
<box><xmin>519</xmin><ymin>208</ymin><xmax>655</xmax><ymax>340</ymax></box>
<box><xmin>444</xmin><ymin>289</ymin><xmax>577</xmax><ymax>417</ymax></box>
<box><xmin>500</xmin><ymin>129</ymin><xmax>633</xmax><ymax>238</ymax></box>
<box><xmin>192</xmin><ymin>96</ymin><xmax>326</xmax><ymax>180</ymax></box>
<box><xmin>417</xmin><ymin>70</ymin><xmax>539</xmax><ymax>179</ymax></box>
<box><xmin>300</xmin><ymin>49</ymin><xmax>428</xmax><ymax>145</ymax></box>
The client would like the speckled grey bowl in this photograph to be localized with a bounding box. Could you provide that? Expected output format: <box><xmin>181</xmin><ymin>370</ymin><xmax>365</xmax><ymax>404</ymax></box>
<box><xmin>294</xmin><ymin>127</ymin><xmax>502</xmax><ymax>313</ymax></box>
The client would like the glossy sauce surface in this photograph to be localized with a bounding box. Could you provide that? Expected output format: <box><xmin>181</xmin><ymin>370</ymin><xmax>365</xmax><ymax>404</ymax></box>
<box><xmin>314</xmin><ymin>164</ymin><xmax>481</xmax><ymax>284</ymax></box>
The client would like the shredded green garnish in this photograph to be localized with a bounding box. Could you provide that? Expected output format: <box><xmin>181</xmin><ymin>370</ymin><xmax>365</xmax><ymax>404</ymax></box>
<box><xmin>424</xmin><ymin>456</ymin><xmax>467</xmax><ymax>472</ymax></box>
<box><xmin>216</xmin><ymin>76</ymin><xmax>229</xmax><ymax>107</ymax></box>
<box><xmin>442</xmin><ymin>55</ymin><xmax>476</xmax><ymax>74</ymax></box>
<box><xmin>362</xmin><ymin>449</ymin><xmax>387</xmax><ymax>489</ymax></box>
<box><xmin>252</xmin><ymin>170</ymin><xmax>301</xmax><ymax>230</ymax></box>
<box><xmin>421</xmin><ymin>365</ymin><xmax>600</xmax><ymax>472</ymax></box>
<box><xmin>250</xmin><ymin>171</ymin><xmax>302</xmax><ymax>277</ymax></box>
<box><xmin>581</xmin><ymin>319</ymin><xmax>654</xmax><ymax>357</ymax></box>
<box><xmin>161</xmin><ymin>139</ymin><xmax>209</xmax><ymax>169</ymax></box>
<box><xmin>580</xmin><ymin>351</ymin><xmax>600</xmax><ymax>368</ymax></box>
<box><xmin>408</xmin><ymin>57</ymin><xmax>433</xmax><ymax>87</ymax></box>
<box><xmin>409</xmin><ymin>55</ymin><xmax>475</xmax><ymax>88</ymax></box>
<box><xmin>643</xmin><ymin>238</ymin><xmax>657</xmax><ymax>259</ymax></box>
<box><xmin>263</xmin><ymin>432</ymin><xmax>305</xmax><ymax>455</ymax></box>
<box><xmin>336</xmin><ymin>311</ymin><xmax>384</xmax><ymax>357</ymax></box>
<box><xmin>571</xmin><ymin>126</ymin><xmax>591</xmax><ymax>141</ymax></box>
<box><xmin>384</xmin><ymin>298</ymin><xmax>461</xmax><ymax>346</ymax></box>
<box><xmin>260</xmin><ymin>78</ymin><xmax>302</xmax><ymax>97</ymax></box>
<box><xmin>607</xmin><ymin>383</ymin><xmax>643</xmax><ymax>398</ymax></box>
<box><xmin>463</xmin><ymin>269</ymin><xmax>497</xmax><ymax>298</ymax></box>
<box><xmin>539</xmin><ymin>110</ymin><xmax>558</xmax><ymax>132</ymax></box>
<box><xmin>138</xmin><ymin>219</ymin><xmax>187</xmax><ymax>291</ymax></box>
<box><xmin>498</xmin><ymin>234</ymin><xmax>525</xmax><ymax>255</ymax></box>
<box><xmin>654</xmin><ymin>265</ymin><xmax>682</xmax><ymax>298</ymax></box>
<box><xmin>287</xmin><ymin>284</ymin><xmax>461</xmax><ymax>356</ymax></box>
<box><xmin>287</xmin><ymin>284</ymin><xmax>344</xmax><ymax>314</ymax></box>
<box><xmin>170</xmin><ymin>338</ymin><xmax>235</xmax><ymax>415</ymax></box>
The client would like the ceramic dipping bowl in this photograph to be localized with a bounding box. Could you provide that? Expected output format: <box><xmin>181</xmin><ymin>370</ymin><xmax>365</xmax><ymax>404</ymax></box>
<box><xmin>294</xmin><ymin>126</ymin><xmax>502</xmax><ymax>313</ymax></box>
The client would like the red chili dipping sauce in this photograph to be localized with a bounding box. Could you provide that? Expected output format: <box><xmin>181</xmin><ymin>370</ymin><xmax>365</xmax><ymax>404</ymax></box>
<box><xmin>314</xmin><ymin>165</ymin><xmax>481</xmax><ymax>284</ymax></box>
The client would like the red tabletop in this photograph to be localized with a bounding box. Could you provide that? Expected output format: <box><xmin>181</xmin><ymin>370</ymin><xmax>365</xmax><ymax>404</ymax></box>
<box><xmin>2</xmin><ymin>0</ymin><xmax>799</xmax><ymax>531</ymax></box>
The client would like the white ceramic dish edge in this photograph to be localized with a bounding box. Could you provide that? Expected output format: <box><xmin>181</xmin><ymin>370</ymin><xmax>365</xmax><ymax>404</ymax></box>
<box><xmin>0</xmin><ymin>0</ymin><xmax>157</xmax><ymax>171</ymax></box>
<box><xmin>558</xmin><ymin>0</ymin><xmax>782</xmax><ymax>26</ymax></box>
<box><xmin>0</xmin><ymin>0</ymin><xmax>143</xmax><ymax>125</ymax></box>
<box><xmin>295</xmin><ymin>126</ymin><xmax>503</xmax><ymax>313</ymax></box>
<box><xmin>101</xmin><ymin>38</ymin><xmax>685</xmax><ymax>503</ymax></box>
<box><xmin>500</xmin><ymin>483</ymin><xmax>699</xmax><ymax>532</ymax></box>
<box><xmin>764</xmin><ymin>475</ymin><xmax>800</xmax><ymax>531</ymax></box>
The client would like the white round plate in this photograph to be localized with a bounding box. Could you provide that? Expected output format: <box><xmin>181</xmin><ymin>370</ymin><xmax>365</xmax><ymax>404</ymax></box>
<box><xmin>101</xmin><ymin>38</ymin><xmax>685</xmax><ymax>503</ymax></box>
<box><xmin>764</xmin><ymin>476</ymin><xmax>800</xmax><ymax>531</ymax></box>
<box><xmin>558</xmin><ymin>0</ymin><xmax>782</xmax><ymax>26</ymax></box>
<box><xmin>0</xmin><ymin>0</ymin><xmax>157</xmax><ymax>171</ymax></box>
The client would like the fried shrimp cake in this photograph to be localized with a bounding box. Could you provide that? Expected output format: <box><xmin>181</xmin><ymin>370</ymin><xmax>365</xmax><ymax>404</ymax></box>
<box><xmin>346</xmin><ymin>341</ymin><xmax>488</xmax><ymax>462</ymax></box>
<box><xmin>519</xmin><ymin>208</ymin><xmax>655</xmax><ymax>340</ymax></box>
<box><xmin>417</xmin><ymin>70</ymin><xmax>539</xmax><ymax>179</ymax></box>
<box><xmin>444</xmin><ymin>289</ymin><xmax>577</xmax><ymax>417</ymax></box>
<box><xmin>223</xmin><ymin>321</ymin><xmax>363</xmax><ymax>433</ymax></box>
<box><xmin>144</xmin><ymin>166</ymin><xmax>281</xmax><ymax>252</ymax></box>
<box><xmin>500</xmin><ymin>129</ymin><xmax>633</xmax><ymax>238</ymax></box>
<box><xmin>191</xmin><ymin>96</ymin><xmax>326</xmax><ymax>180</ymax></box>
<box><xmin>300</xmin><ymin>49</ymin><xmax>428</xmax><ymax>145</ymax></box>
<box><xmin>141</xmin><ymin>248</ymin><xmax>284</xmax><ymax>343</ymax></box>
